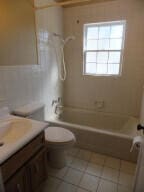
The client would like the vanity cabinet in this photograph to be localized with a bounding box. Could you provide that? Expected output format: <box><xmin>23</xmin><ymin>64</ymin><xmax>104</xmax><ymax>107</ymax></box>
<box><xmin>28</xmin><ymin>149</ymin><xmax>47</xmax><ymax>191</ymax></box>
<box><xmin>1</xmin><ymin>131</ymin><xmax>47</xmax><ymax>192</ymax></box>
<box><xmin>5</xmin><ymin>168</ymin><xmax>29</xmax><ymax>192</ymax></box>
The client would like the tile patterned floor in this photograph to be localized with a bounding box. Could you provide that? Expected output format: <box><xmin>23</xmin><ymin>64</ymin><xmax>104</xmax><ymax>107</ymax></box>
<box><xmin>37</xmin><ymin>148</ymin><xmax>136</xmax><ymax>192</ymax></box>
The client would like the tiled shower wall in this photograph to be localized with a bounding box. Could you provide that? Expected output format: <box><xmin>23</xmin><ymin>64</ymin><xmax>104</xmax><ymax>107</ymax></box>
<box><xmin>0</xmin><ymin>0</ymin><xmax>63</xmax><ymax>119</ymax></box>
<box><xmin>64</xmin><ymin>0</ymin><xmax>144</xmax><ymax>117</ymax></box>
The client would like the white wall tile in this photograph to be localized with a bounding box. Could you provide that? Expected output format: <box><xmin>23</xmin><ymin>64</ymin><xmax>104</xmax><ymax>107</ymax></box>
<box><xmin>63</xmin><ymin>0</ymin><xmax>144</xmax><ymax>117</ymax></box>
<box><xmin>0</xmin><ymin>0</ymin><xmax>63</xmax><ymax>119</ymax></box>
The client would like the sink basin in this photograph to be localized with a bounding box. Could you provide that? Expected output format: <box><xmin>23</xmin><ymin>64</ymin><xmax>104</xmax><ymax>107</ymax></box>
<box><xmin>0</xmin><ymin>122</ymin><xmax>11</xmax><ymax>139</ymax></box>
<box><xmin>0</xmin><ymin>119</ymin><xmax>32</xmax><ymax>143</ymax></box>
<box><xmin>0</xmin><ymin>107</ymin><xmax>48</xmax><ymax>165</ymax></box>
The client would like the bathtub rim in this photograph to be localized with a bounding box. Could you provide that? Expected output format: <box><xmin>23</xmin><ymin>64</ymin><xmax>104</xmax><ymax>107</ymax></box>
<box><xmin>48</xmin><ymin>118</ymin><xmax>134</xmax><ymax>140</ymax></box>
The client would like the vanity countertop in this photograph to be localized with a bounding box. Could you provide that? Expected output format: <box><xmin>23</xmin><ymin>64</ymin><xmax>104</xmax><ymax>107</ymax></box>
<box><xmin>0</xmin><ymin>115</ymin><xmax>48</xmax><ymax>165</ymax></box>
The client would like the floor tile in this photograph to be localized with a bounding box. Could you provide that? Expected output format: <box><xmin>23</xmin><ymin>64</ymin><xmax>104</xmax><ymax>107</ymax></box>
<box><xmin>120</xmin><ymin>160</ymin><xmax>136</xmax><ymax>175</ymax></box>
<box><xmin>104</xmin><ymin>157</ymin><xmax>120</xmax><ymax>170</ymax></box>
<box><xmin>63</xmin><ymin>168</ymin><xmax>83</xmax><ymax>185</ymax></box>
<box><xmin>97</xmin><ymin>179</ymin><xmax>117</xmax><ymax>192</ymax></box>
<box><xmin>118</xmin><ymin>185</ymin><xmax>132</xmax><ymax>192</ymax></box>
<box><xmin>39</xmin><ymin>148</ymin><xmax>136</xmax><ymax>192</ymax></box>
<box><xmin>38</xmin><ymin>176</ymin><xmax>61</xmax><ymax>192</ymax></box>
<box><xmin>86</xmin><ymin>162</ymin><xmax>103</xmax><ymax>177</ymax></box>
<box><xmin>76</xmin><ymin>188</ymin><xmax>89</xmax><ymax>192</ymax></box>
<box><xmin>70</xmin><ymin>157</ymin><xmax>88</xmax><ymax>171</ymax></box>
<box><xmin>67</xmin><ymin>147</ymin><xmax>80</xmax><ymax>156</ymax></box>
<box><xmin>76</xmin><ymin>149</ymin><xmax>92</xmax><ymax>161</ymax></box>
<box><xmin>47</xmin><ymin>165</ymin><xmax>68</xmax><ymax>179</ymax></box>
<box><xmin>90</xmin><ymin>153</ymin><xmax>106</xmax><ymax>166</ymax></box>
<box><xmin>79</xmin><ymin>173</ymin><xmax>99</xmax><ymax>192</ymax></box>
<box><xmin>66</xmin><ymin>155</ymin><xmax>74</xmax><ymax>166</ymax></box>
<box><xmin>57</xmin><ymin>182</ymin><xmax>77</xmax><ymax>192</ymax></box>
<box><xmin>119</xmin><ymin>172</ymin><xmax>134</xmax><ymax>188</ymax></box>
<box><xmin>101</xmin><ymin>167</ymin><xmax>119</xmax><ymax>183</ymax></box>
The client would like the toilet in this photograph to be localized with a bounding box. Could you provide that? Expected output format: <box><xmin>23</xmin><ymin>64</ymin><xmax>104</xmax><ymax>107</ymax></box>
<box><xmin>13</xmin><ymin>103</ymin><xmax>76</xmax><ymax>168</ymax></box>
<box><xmin>45</xmin><ymin>126</ymin><xmax>75</xmax><ymax>168</ymax></box>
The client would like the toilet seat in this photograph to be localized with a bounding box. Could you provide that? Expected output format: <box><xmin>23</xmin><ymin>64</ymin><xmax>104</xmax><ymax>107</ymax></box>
<box><xmin>45</xmin><ymin>127</ymin><xmax>75</xmax><ymax>146</ymax></box>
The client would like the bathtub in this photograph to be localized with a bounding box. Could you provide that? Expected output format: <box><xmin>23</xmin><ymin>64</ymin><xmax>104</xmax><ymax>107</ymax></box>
<box><xmin>48</xmin><ymin>107</ymin><xmax>140</xmax><ymax>162</ymax></box>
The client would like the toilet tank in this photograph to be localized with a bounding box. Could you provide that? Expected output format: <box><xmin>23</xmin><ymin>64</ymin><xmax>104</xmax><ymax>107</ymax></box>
<box><xmin>13</xmin><ymin>103</ymin><xmax>45</xmax><ymax>121</ymax></box>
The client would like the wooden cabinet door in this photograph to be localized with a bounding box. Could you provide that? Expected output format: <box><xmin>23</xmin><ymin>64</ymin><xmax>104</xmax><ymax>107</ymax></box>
<box><xmin>5</xmin><ymin>168</ymin><xmax>30</xmax><ymax>192</ymax></box>
<box><xmin>28</xmin><ymin>149</ymin><xmax>47</xmax><ymax>192</ymax></box>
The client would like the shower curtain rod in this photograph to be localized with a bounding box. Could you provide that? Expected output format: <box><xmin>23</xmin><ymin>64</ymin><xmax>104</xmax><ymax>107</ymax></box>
<box><xmin>34</xmin><ymin>0</ymin><xmax>91</xmax><ymax>9</ymax></box>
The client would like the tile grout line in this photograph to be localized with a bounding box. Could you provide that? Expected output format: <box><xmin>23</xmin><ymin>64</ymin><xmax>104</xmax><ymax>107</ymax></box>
<box><xmin>55</xmin><ymin>148</ymin><xmax>89</xmax><ymax>191</ymax></box>
<box><xmin>67</xmin><ymin>151</ymin><xmax>122</xmax><ymax>188</ymax></box>
<box><xmin>47</xmin><ymin>148</ymin><xmax>135</xmax><ymax>192</ymax></box>
<box><xmin>52</xmin><ymin>174</ymin><xmax>132</xmax><ymax>192</ymax></box>
<box><xmin>51</xmin><ymin>162</ymin><xmax>121</xmax><ymax>181</ymax></box>
<box><xmin>48</xmin><ymin>163</ymin><xmax>126</xmax><ymax>187</ymax></box>
<box><xmin>116</xmin><ymin>159</ymin><xmax>122</xmax><ymax>192</ymax></box>
<box><xmin>55</xmin><ymin>178</ymin><xmax>63</xmax><ymax>192</ymax></box>
<box><xmin>47</xmin><ymin>149</ymin><xmax>78</xmax><ymax>192</ymax></box>
<box><xmin>95</xmin><ymin>155</ymin><xmax>107</xmax><ymax>192</ymax></box>
<box><xmin>75</xmin><ymin>149</ymin><xmax>93</xmax><ymax>191</ymax></box>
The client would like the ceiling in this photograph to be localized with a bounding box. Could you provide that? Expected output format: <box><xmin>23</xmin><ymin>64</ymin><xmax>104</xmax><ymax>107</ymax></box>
<box><xmin>56</xmin><ymin>0</ymin><xmax>116</xmax><ymax>8</ymax></box>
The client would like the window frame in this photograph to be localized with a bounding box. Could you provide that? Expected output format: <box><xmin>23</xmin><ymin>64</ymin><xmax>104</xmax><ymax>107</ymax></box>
<box><xmin>83</xmin><ymin>20</ymin><xmax>126</xmax><ymax>77</ymax></box>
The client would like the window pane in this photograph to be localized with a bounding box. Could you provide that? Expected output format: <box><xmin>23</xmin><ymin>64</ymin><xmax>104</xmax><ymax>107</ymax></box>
<box><xmin>98</xmin><ymin>39</ymin><xmax>109</xmax><ymax>50</ymax></box>
<box><xmin>84</xmin><ymin>21</ymin><xmax>125</xmax><ymax>76</ymax></box>
<box><xmin>87</xmin><ymin>27</ymin><xmax>98</xmax><ymax>39</ymax></box>
<box><xmin>110</xmin><ymin>39</ymin><xmax>122</xmax><ymax>50</ymax></box>
<box><xmin>97</xmin><ymin>64</ymin><xmax>107</xmax><ymax>74</ymax></box>
<box><xmin>99</xmin><ymin>26</ymin><xmax>111</xmax><ymax>39</ymax></box>
<box><xmin>108</xmin><ymin>64</ymin><xmax>119</xmax><ymax>74</ymax></box>
<box><xmin>110</xmin><ymin>25</ymin><xmax>124</xmax><ymax>38</ymax></box>
<box><xmin>86</xmin><ymin>63</ymin><xmax>96</xmax><ymax>74</ymax></box>
<box><xmin>108</xmin><ymin>52</ymin><xmax>121</xmax><ymax>63</ymax></box>
<box><xmin>97</xmin><ymin>52</ymin><xmax>108</xmax><ymax>64</ymax></box>
<box><xmin>86</xmin><ymin>52</ymin><xmax>96</xmax><ymax>62</ymax></box>
<box><xmin>87</xmin><ymin>40</ymin><xmax>97</xmax><ymax>50</ymax></box>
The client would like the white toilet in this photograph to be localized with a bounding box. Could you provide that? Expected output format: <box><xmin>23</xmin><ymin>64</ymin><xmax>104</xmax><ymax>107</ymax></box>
<box><xmin>45</xmin><ymin>126</ymin><xmax>75</xmax><ymax>168</ymax></box>
<box><xmin>13</xmin><ymin>103</ymin><xmax>76</xmax><ymax>168</ymax></box>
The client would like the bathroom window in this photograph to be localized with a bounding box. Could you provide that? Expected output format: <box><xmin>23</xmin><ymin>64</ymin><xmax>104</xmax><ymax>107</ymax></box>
<box><xmin>83</xmin><ymin>21</ymin><xmax>126</xmax><ymax>76</ymax></box>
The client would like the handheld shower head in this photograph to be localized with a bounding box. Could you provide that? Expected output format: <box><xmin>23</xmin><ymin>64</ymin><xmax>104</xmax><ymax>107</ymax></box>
<box><xmin>64</xmin><ymin>36</ymin><xmax>75</xmax><ymax>45</ymax></box>
<box><xmin>52</xmin><ymin>33</ymin><xmax>75</xmax><ymax>45</ymax></box>
<box><xmin>51</xmin><ymin>33</ymin><xmax>75</xmax><ymax>81</ymax></box>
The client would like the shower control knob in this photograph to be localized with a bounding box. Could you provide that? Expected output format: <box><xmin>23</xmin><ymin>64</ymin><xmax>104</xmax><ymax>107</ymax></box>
<box><xmin>137</xmin><ymin>124</ymin><xmax>144</xmax><ymax>131</ymax></box>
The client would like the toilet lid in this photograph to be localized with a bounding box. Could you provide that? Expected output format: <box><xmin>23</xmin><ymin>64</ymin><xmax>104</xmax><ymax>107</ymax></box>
<box><xmin>45</xmin><ymin>127</ymin><xmax>75</xmax><ymax>143</ymax></box>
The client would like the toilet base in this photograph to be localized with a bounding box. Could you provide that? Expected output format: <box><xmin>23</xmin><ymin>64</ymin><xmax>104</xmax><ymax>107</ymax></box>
<box><xmin>49</xmin><ymin>149</ymin><xmax>66</xmax><ymax>169</ymax></box>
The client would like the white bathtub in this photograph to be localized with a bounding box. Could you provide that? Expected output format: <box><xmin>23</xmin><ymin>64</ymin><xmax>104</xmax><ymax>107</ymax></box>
<box><xmin>48</xmin><ymin>107</ymin><xmax>140</xmax><ymax>162</ymax></box>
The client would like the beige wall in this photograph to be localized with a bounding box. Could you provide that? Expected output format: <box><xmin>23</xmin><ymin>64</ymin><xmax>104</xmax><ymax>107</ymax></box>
<box><xmin>0</xmin><ymin>0</ymin><xmax>37</xmax><ymax>66</ymax></box>
<box><xmin>63</xmin><ymin>0</ymin><xmax>144</xmax><ymax>117</ymax></box>
<box><xmin>0</xmin><ymin>0</ymin><xmax>63</xmax><ymax>119</ymax></box>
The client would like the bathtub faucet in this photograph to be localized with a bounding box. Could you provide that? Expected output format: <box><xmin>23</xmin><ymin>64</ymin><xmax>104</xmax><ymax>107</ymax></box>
<box><xmin>52</xmin><ymin>97</ymin><xmax>62</xmax><ymax>106</ymax></box>
<box><xmin>51</xmin><ymin>97</ymin><xmax>63</xmax><ymax>115</ymax></box>
<box><xmin>137</xmin><ymin>124</ymin><xmax>144</xmax><ymax>134</ymax></box>
<box><xmin>55</xmin><ymin>104</ymin><xmax>63</xmax><ymax>115</ymax></box>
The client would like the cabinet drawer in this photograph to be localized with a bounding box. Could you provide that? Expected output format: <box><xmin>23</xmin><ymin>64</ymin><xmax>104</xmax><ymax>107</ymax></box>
<box><xmin>1</xmin><ymin>132</ymin><xmax>45</xmax><ymax>182</ymax></box>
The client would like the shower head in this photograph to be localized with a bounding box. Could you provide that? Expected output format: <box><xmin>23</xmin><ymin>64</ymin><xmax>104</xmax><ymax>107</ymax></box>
<box><xmin>52</xmin><ymin>33</ymin><xmax>75</xmax><ymax>45</ymax></box>
<box><xmin>64</xmin><ymin>36</ymin><xmax>75</xmax><ymax>45</ymax></box>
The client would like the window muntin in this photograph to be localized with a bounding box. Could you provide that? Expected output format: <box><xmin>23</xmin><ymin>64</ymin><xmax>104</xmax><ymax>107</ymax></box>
<box><xmin>83</xmin><ymin>21</ymin><xmax>126</xmax><ymax>76</ymax></box>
